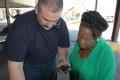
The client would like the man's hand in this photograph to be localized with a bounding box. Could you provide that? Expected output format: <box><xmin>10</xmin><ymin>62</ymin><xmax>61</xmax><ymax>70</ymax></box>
<box><xmin>57</xmin><ymin>47</ymin><xmax>71</xmax><ymax>73</ymax></box>
<box><xmin>56</xmin><ymin>59</ymin><xmax>71</xmax><ymax>73</ymax></box>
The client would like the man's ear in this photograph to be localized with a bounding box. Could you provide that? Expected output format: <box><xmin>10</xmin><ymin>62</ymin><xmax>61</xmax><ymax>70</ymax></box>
<box><xmin>35</xmin><ymin>5</ymin><xmax>38</xmax><ymax>14</ymax></box>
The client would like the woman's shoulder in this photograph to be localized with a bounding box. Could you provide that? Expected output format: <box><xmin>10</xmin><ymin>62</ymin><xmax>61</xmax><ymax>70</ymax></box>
<box><xmin>98</xmin><ymin>38</ymin><xmax>115</xmax><ymax>59</ymax></box>
<box><xmin>100</xmin><ymin>38</ymin><xmax>113</xmax><ymax>51</ymax></box>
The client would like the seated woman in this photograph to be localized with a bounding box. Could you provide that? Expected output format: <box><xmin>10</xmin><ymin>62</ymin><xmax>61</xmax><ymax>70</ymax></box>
<box><xmin>69</xmin><ymin>11</ymin><xmax>116</xmax><ymax>80</ymax></box>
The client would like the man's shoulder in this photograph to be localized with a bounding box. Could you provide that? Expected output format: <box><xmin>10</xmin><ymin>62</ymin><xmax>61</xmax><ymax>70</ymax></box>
<box><xmin>11</xmin><ymin>10</ymin><xmax>37</xmax><ymax>33</ymax></box>
<box><xmin>19</xmin><ymin>10</ymin><xmax>35</xmax><ymax>20</ymax></box>
<box><xmin>59</xmin><ymin>17</ymin><xmax>65</xmax><ymax>23</ymax></box>
<box><xmin>59</xmin><ymin>17</ymin><xmax>67</xmax><ymax>29</ymax></box>
<box><xmin>13</xmin><ymin>10</ymin><xmax>36</xmax><ymax>26</ymax></box>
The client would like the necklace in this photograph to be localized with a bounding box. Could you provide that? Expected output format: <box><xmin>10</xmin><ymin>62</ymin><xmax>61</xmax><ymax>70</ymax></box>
<box><xmin>78</xmin><ymin>48</ymin><xmax>92</xmax><ymax>58</ymax></box>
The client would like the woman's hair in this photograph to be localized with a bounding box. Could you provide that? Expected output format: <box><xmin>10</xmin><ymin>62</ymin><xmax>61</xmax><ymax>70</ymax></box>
<box><xmin>38</xmin><ymin>0</ymin><xmax>63</xmax><ymax>12</ymax></box>
<box><xmin>80</xmin><ymin>11</ymin><xmax>108</xmax><ymax>39</ymax></box>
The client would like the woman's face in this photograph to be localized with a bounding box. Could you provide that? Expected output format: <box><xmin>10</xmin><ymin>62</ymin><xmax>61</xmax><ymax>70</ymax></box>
<box><xmin>78</xmin><ymin>26</ymin><xmax>97</xmax><ymax>50</ymax></box>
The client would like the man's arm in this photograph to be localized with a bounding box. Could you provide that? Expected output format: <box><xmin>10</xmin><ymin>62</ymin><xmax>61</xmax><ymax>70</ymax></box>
<box><xmin>7</xmin><ymin>60</ymin><xmax>25</xmax><ymax>80</ymax></box>
<box><xmin>57</xmin><ymin>47</ymin><xmax>69</xmax><ymax>67</ymax></box>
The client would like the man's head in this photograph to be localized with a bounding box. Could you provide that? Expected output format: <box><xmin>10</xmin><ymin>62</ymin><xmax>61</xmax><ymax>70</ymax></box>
<box><xmin>35</xmin><ymin>0</ymin><xmax>63</xmax><ymax>30</ymax></box>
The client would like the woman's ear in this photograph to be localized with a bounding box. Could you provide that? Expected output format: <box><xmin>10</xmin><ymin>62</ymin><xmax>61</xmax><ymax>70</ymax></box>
<box><xmin>96</xmin><ymin>34</ymin><xmax>101</xmax><ymax>41</ymax></box>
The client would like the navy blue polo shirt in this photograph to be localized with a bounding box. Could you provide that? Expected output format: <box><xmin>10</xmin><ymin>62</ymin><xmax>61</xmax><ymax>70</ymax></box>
<box><xmin>5</xmin><ymin>10</ymin><xmax>70</xmax><ymax>64</ymax></box>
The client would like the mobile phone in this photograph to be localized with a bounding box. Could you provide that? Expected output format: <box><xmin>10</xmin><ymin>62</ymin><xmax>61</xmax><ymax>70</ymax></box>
<box><xmin>60</xmin><ymin>65</ymin><xmax>71</xmax><ymax>73</ymax></box>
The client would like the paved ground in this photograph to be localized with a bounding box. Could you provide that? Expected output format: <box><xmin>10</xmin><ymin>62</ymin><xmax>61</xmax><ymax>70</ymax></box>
<box><xmin>115</xmin><ymin>52</ymin><xmax>120</xmax><ymax>80</ymax></box>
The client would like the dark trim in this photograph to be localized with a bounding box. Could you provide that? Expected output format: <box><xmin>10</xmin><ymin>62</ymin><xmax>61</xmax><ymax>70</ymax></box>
<box><xmin>111</xmin><ymin>0</ymin><xmax>120</xmax><ymax>42</ymax></box>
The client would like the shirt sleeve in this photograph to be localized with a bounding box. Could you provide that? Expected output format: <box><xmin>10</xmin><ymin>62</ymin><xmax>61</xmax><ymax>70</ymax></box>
<box><xmin>4</xmin><ymin>22</ymin><xmax>30</xmax><ymax>62</ymax></box>
<box><xmin>58</xmin><ymin>18</ymin><xmax>70</xmax><ymax>48</ymax></box>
